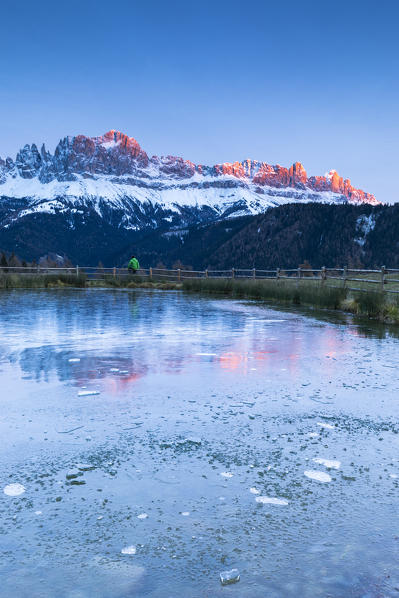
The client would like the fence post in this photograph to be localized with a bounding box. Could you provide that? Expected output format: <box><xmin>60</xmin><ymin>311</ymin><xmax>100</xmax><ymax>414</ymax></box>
<box><xmin>381</xmin><ymin>265</ymin><xmax>386</xmax><ymax>292</ymax></box>
<box><xmin>232</xmin><ymin>268</ymin><xmax>235</xmax><ymax>279</ymax></box>
<box><xmin>296</xmin><ymin>266</ymin><xmax>301</xmax><ymax>287</ymax></box>
<box><xmin>113</xmin><ymin>267</ymin><xmax>116</xmax><ymax>278</ymax></box>
<box><xmin>178</xmin><ymin>268</ymin><xmax>181</xmax><ymax>282</ymax></box>
<box><xmin>276</xmin><ymin>267</ymin><xmax>280</xmax><ymax>280</ymax></box>
<box><xmin>149</xmin><ymin>266</ymin><xmax>152</xmax><ymax>280</ymax></box>
<box><xmin>321</xmin><ymin>266</ymin><xmax>326</xmax><ymax>284</ymax></box>
<box><xmin>76</xmin><ymin>265</ymin><xmax>79</xmax><ymax>278</ymax></box>
<box><xmin>252</xmin><ymin>268</ymin><xmax>256</xmax><ymax>279</ymax></box>
<box><xmin>205</xmin><ymin>269</ymin><xmax>208</xmax><ymax>278</ymax></box>
<box><xmin>342</xmin><ymin>266</ymin><xmax>347</xmax><ymax>288</ymax></box>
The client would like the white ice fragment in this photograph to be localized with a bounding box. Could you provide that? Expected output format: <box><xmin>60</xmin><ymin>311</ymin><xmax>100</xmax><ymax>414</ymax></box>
<box><xmin>220</xmin><ymin>472</ymin><xmax>233</xmax><ymax>478</ymax></box>
<box><xmin>196</xmin><ymin>353</ymin><xmax>217</xmax><ymax>356</ymax></box>
<box><xmin>35</xmin><ymin>510</ymin><xmax>42</xmax><ymax>515</ymax></box>
<box><xmin>255</xmin><ymin>496</ymin><xmax>289</xmax><ymax>506</ymax></box>
<box><xmin>389</xmin><ymin>474</ymin><xmax>398</xmax><ymax>479</ymax></box>
<box><xmin>121</xmin><ymin>545</ymin><xmax>136</xmax><ymax>555</ymax></box>
<box><xmin>304</xmin><ymin>470</ymin><xmax>332</xmax><ymax>483</ymax></box>
<box><xmin>317</xmin><ymin>422</ymin><xmax>335</xmax><ymax>430</ymax></box>
<box><xmin>313</xmin><ymin>458</ymin><xmax>340</xmax><ymax>469</ymax></box>
<box><xmin>97</xmin><ymin>515</ymin><xmax>103</xmax><ymax>520</ymax></box>
<box><xmin>110</xmin><ymin>368</ymin><xmax>119</xmax><ymax>372</ymax></box>
<box><xmin>77</xmin><ymin>390</ymin><xmax>100</xmax><ymax>397</ymax></box>
<box><xmin>220</xmin><ymin>568</ymin><xmax>240</xmax><ymax>585</ymax></box>
<box><xmin>249</xmin><ymin>487</ymin><xmax>260</xmax><ymax>495</ymax></box>
<box><xmin>308</xmin><ymin>432</ymin><xmax>319</xmax><ymax>438</ymax></box>
<box><xmin>181</xmin><ymin>511</ymin><xmax>190</xmax><ymax>516</ymax></box>
<box><xmin>4</xmin><ymin>483</ymin><xmax>25</xmax><ymax>497</ymax></box>
<box><xmin>137</xmin><ymin>513</ymin><xmax>148</xmax><ymax>519</ymax></box>
<box><xmin>68</xmin><ymin>358</ymin><xmax>80</xmax><ymax>363</ymax></box>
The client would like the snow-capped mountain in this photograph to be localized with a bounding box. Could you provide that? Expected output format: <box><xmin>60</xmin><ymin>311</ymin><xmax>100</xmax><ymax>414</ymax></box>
<box><xmin>0</xmin><ymin>130</ymin><xmax>378</xmax><ymax>232</ymax></box>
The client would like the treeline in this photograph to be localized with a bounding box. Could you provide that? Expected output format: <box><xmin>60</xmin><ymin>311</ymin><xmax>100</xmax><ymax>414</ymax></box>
<box><xmin>0</xmin><ymin>251</ymin><xmax>73</xmax><ymax>270</ymax></box>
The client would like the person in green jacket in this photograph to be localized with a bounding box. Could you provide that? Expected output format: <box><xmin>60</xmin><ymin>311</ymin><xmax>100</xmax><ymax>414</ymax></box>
<box><xmin>128</xmin><ymin>255</ymin><xmax>140</xmax><ymax>274</ymax></box>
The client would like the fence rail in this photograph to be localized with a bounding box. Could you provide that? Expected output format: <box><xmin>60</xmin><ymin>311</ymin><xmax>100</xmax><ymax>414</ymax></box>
<box><xmin>1</xmin><ymin>264</ymin><xmax>399</xmax><ymax>294</ymax></box>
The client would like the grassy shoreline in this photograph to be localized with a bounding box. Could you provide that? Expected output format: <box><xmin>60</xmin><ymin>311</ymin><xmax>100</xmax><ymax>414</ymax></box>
<box><xmin>182</xmin><ymin>278</ymin><xmax>399</xmax><ymax>324</ymax></box>
<box><xmin>0</xmin><ymin>272</ymin><xmax>182</xmax><ymax>291</ymax></box>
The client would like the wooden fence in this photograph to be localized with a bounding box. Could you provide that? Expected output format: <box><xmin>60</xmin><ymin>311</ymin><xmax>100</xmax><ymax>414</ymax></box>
<box><xmin>1</xmin><ymin>265</ymin><xmax>399</xmax><ymax>294</ymax></box>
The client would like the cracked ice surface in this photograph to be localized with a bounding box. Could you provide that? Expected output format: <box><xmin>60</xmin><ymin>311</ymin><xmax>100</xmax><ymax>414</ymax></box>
<box><xmin>0</xmin><ymin>289</ymin><xmax>398</xmax><ymax>597</ymax></box>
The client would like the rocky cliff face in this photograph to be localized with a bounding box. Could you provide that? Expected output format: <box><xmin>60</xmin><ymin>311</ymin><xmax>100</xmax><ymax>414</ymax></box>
<box><xmin>0</xmin><ymin>130</ymin><xmax>379</xmax><ymax>235</ymax></box>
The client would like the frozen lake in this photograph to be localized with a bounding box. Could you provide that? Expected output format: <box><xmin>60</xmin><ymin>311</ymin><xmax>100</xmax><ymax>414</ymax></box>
<box><xmin>0</xmin><ymin>289</ymin><xmax>398</xmax><ymax>597</ymax></box>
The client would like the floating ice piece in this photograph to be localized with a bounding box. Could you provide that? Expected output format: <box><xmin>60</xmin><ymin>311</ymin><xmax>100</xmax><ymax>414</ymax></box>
<box><xmin>220</xmin><ymin>472</ymin><xmax>233</xmax><ymax>479</ymax></box>
<box><xmin>77</xmin><ymin>390</ymin><xmax>100</xmax><ymax>397</ymax></box>
<box><xmin>304</xmin><ymin>470</ymin><xmax>332</xmax><ymax>483</ymax></box>
<box><xmin>35</xmin><ymin>510</ymin><xmax>42</xmax><ymax>515</ymax></box>
<box><xmin>389</xmin><ymin>474</ymin><xmax>398</xmax><ymax>479</ymax></box>
<box><xmin>119</xmin><ymin>370</ymin><xmax>129</xmax><ymax>374</ymax></box>
<box><xmin>181</xmin><ymin>511</ymin><xmax>190</xmax><ymax>516</ymax></box>
<box><xmin>249</xmin><ymin>487</ymin><xmax>260</xmax><ymax>495</ymax></box>
<box><xmin>66</xmin><ymin>469</ymin><xmax>81</xmax><ymax>480</ymax></box>
<box><xmin>110</xmin><ymin>368</ymin><xmax>119</xmax><ymax>372</ymax></box>
<box><xmin>317</xmin><ymin>422</ymin><xmax>335</xmax><ymax>430</ymax></box>
<box><xmin>255</xmin><ymin>496</ymin><xmax>289</xmax><ymax>506</ymax></box>
<box><xmin>68</xmin><ymin>358</ymin><xmax>80</xmax><ymax>363</ymax></box>
<box><xmin>196</xmin><ymin>353</ymin><xmax>217</xmax><ymax>356</ymax></box>
<box><xmin>220</xmin><ymin>568</ymin><xmax>240</xmax><ymax>585</ymax></box>
<box><xmin>4</xmin><ymin>483</ymin><xmax>25</xmax><ymax>497</ymax></box>
<box><xmin>121</xmin><ymin>545</ymin><xmax>136</xmax><ymax>555</ymax></box>
<box><xmin>308</xmin><ymin>432</ymin><xmax>319</xmax><ymax>438</ymax></box>
<box><xmin>313</xmin><ymin>458</ymin><xmax>341</xmax><ymax>470</ymax></box>
<box><xmin>137</xmin><ymin>513</ymin><xmax>148</xmax><ymax>519</ymax></box>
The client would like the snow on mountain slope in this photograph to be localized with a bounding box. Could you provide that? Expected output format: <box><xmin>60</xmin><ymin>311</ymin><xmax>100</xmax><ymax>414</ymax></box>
<box><xmin>0</xmin><ymin>130</ymin><xmax>379</xmax><ymax>231</ymax></box>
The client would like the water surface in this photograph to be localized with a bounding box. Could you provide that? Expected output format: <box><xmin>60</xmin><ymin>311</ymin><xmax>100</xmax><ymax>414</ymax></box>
<box><xmin>0</xmin><ymin>289</ymin><xmax>398</xmax><ymax>597</ymax></box>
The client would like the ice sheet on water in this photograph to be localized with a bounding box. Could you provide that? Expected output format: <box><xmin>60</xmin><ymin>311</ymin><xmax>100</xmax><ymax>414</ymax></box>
<box><xmin>313</xmin><ymin>458</ymin><xmax>341</xmax><ymax>469</ymax></box>
<box><xmin>121</xmin><ymin>545</ymin><xmax>136</xmax><ymax>555</ymax></box>
<box><xmin>304</xmin><ymin>470</ymin><xmax>332</xmax><ymax>483</ymax></box>
<box><xmin>3</xmin><ymin>483</ymin><xmax>25</xmax><ymax>496</ymax></box>
<box><xmin>255</xmin><ymin>496</ymin><xmax>289</xmax><ymax>506</ymax></box>
<box><xmin>77</xmin><ymin>390</ymin><xmax>100</xmax><ymax>397</ymax></box>
<box><xmin>317</xmin><ymin>422</ymin><xmax>335</xmax><ymax>430</ymax></box>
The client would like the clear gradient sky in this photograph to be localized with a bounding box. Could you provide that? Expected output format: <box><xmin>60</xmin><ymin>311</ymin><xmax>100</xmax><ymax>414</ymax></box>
<box><xmin>1</xmin><ymin>0</ymin><xmax>398</xmax><ymax>202</ymax></box>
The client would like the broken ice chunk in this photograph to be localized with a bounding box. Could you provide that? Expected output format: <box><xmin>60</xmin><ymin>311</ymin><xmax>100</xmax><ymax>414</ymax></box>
<box><xmin>77</xmin><ymin>390</ymin><xmax>100</xmax><ymax>397</ymax></box>
<box><xmin>304</xmin><ymin>470</ymin><xmax>332</xmax><ymax>483</ymax></box>
<box><xmin>121</xmin><ymin>545</ymin><xmax>136</xmax><ymax>555</ymax></box>
<box><xmin>68</xmin><ymin>358</ymin><xmax>80</xmax><ymax>363</ymax></box>
<box><xmin>3</xmin><ymin>483</ymin><xmax>25</xmax><ymax>497</ymax></box>
<box><xmin>255</xmin><ymin>496</ymin><xmax>289</xmax><ymax>506</ymax></box>
<box><xmin>317</xmin><ymin>422</ymin><xmax>335</xmax><ymax>430</ymax></box>
<box><xmin>137</xmin><ymin>513</ymin><xmax>148</xmax><ymax>519</ymax></box>
<box><xmin>220</xmin><ymin>472</ymin><xmax>233</xmax><ymax>479</ymax></box>
<box><xmin>110</xmin><ymin>368</ymin><xmax>119</xmax><ymax>372</ymax></box>
<box><xmin>66</xmin><ymin>468</ymin><xmax>81</xmax><ymax>480</ymax></box>
<box><xmin>220</xmin><ymin>568</ymin><xmax>240</xmax><ymax>585</ymax></box>
<box><xmin>249</xmin><ymin>487</ymin><xmax>260</xmax><ymax>495</ymax></box>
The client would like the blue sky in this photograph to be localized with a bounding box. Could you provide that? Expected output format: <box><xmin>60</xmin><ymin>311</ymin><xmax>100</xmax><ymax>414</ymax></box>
<box><xmin>0</xmin><ymin>0</ymin><xmax>398</xmax><ymax>202</ymax></box>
